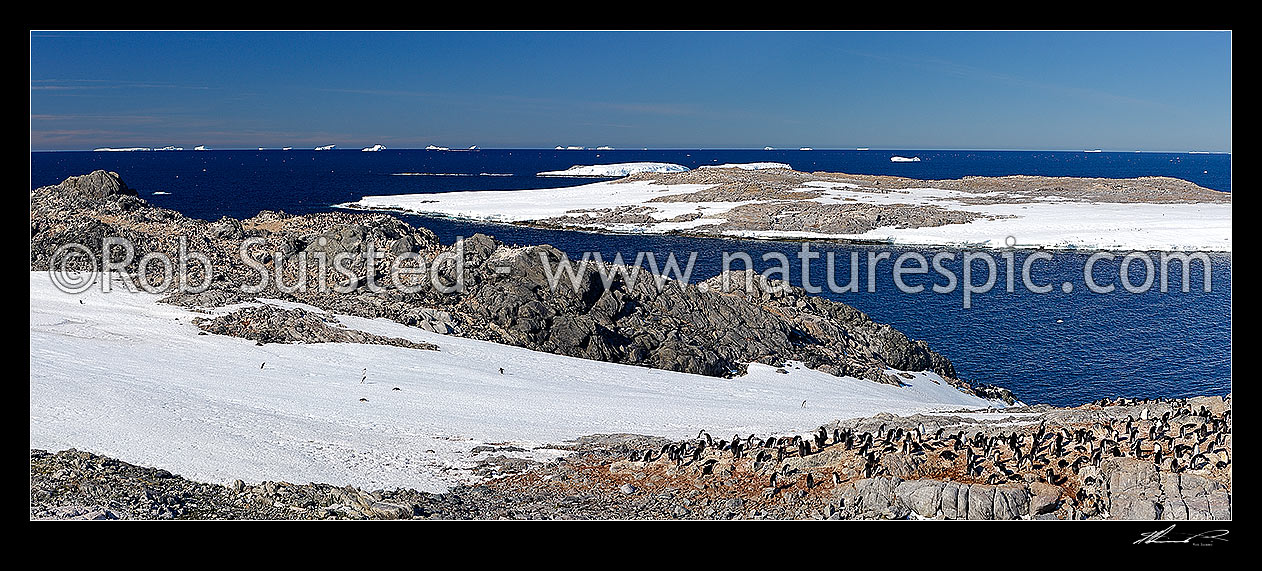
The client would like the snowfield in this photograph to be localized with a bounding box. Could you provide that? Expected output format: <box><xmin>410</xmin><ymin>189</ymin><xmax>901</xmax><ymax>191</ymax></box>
<box><xmin>30</xmin><ymin>272</ymin><xmax>1009</xmax><ymax>492</ymax></box>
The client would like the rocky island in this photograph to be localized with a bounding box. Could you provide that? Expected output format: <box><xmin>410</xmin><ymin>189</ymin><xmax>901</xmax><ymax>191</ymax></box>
<box><xmin>343</xmin><ymin>164</ymin><xmax>1232</xmax><ymax>251</ymax></box>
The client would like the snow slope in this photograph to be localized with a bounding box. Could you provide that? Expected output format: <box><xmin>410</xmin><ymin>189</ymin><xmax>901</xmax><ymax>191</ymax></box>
<box><xmin>30</xmin><ymin>272</ymin><xmax>1008</xmax><ymax>492</ymax></box>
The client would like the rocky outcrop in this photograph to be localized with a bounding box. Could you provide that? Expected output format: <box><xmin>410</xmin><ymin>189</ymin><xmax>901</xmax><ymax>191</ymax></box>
<box><xmin>193</xmin><ymin>304</ymin><xmax>438</xmax><ymax>350</ymax></box>
<box><xmin>45</xmin><ymin>170</ymin><xmax>137</xmax><ymax>202</ymax></box>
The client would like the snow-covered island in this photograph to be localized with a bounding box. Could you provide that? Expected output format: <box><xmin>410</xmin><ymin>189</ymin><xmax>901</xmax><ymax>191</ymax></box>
<box><xmin>538</xmin><ymin>162</ymin><xmax>690</xmax><ymax>177</ymax></box>
<box><xmin>341</xmin><ymin>165</ymin><xmax>1232</xmax><ymax>251</ymax></box>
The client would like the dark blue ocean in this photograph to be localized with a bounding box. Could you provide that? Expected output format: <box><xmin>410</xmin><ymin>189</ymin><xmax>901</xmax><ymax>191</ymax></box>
<box><xmin>30</xmin><ymin>149</ymin><xmax>1232</xmax><ymax>406</ymax></box>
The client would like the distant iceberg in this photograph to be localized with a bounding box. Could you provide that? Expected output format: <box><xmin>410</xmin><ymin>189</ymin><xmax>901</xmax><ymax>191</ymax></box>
<box><xmin>281</xmin><ymin>147</ymin><xmax>293</xmax><ymax>151</ymax></box>
<box><xmin>425</xmin><ymin>145</ymin><xmax>449</xmax><ymax>151</ymax></box>
<box><xmin>468</xmin><ymin>145</ymin><xmax>479</xmax><ymax>150</ymax></box>
<box><xmin>799</xmin><ymin>147</ymin><xmax>814</xmax><ymax>151</ymax></box>
<box><xmin>763</xmin><ymin>146</ymin><xmax>775</xmax><ymax>151</ymax></box>
<box><xmin>154</xmin><ymin>146</ymin><xmax>183</xmax><ymax>151</ymax></box>
<box><xmin>537</xmin><ymin>162</ymin><xmax>690</xmax><ymax>177</ymax></box>
<box><xmin>361</xmin><ymin>144</ymin><xmax>386</xmax><ymax>152</ymax></box>
<box><xmin>856</xmin><ymin>147</ymin><xmax>870</xmax><ymax>151</ymax></box>
<box><xmin>596</xmin><ymin>146</ymin><xmax>615</xmax><ymax>151</ymax></box>
<box><xmin>93</xmin><ymin>147</ymin><xmax>151</xmax><ymax>152</ymax></box>
<box><xmin>314</xmin><ymin>144</ymin><xmax>337</xmax><ymax>151</ymax></box>
<box><xmin>890</xmin><ymin>156</ymin><xmax>921</xmax><ymax>162</ymax></box>
<box><xmin>194</xmin><ymin>145</ymin><xmax>210</xmax><ymax>151</ymax></box>
<box><xmin>700</xmin><ymin>162</ymin><xmax>793</xmax><ymax>171</ymax></box>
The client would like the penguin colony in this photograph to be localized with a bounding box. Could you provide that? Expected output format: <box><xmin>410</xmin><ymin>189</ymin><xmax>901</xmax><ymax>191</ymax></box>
<box><xmin>618</xmin><ymin>396</ymin><xmax>1230</xmax><ymax>513</ymax></box>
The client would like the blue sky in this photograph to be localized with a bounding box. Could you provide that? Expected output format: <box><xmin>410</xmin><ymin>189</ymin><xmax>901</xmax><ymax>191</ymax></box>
<box><xmin>30</xmin><ymin>31</ymin><xmax>1232</xmax><ymax>152</ymax></box>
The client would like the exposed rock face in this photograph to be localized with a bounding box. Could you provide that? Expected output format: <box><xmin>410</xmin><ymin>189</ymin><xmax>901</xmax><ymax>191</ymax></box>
<box><xmin>46</xmin><ymin>170</ymin><xmax>137</xmax><ymax>202</ymax></box>
<box><xmin>193</xmin><ymin>304</ymin><xmax>438</xmax><ymax>350</ymax></box>
<box><xmin>29</xmin><ymin>171</ymin><xmax>1010</xmax><ymax>401</ymax></box>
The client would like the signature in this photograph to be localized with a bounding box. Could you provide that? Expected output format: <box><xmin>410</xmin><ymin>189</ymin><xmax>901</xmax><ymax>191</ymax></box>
<box><xmin>1135</xmin><ymin>524</ymin><xmax>1229</xmax><ymax>545</ymax></box>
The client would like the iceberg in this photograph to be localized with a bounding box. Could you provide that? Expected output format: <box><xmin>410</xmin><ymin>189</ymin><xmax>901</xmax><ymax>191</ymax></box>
<box><xmin>425</xmin><ymin>145</ymin><xmax>449</xmax><ymax>151</ymax></box>
<box><xmin>361</xmin><ymin>144</ymin><xmax>387</xmax><ymax>152</ymax></box>
<box><xmin>763</xmin><ymin>146</ymin><xmax>775</xmax><ymax>151</ymax></box>
<box><xmin>314</xmin><ymin>144</ymin><xmax>336</xmax><ymax>151</ymax></box>
<box><xmin>799</xmin><ymin>147</ymin><xmax>814</xmax><ymax>151</ymax></box>
<box><xmin>537</xmin><ymin>162</ymin><xmax>690</xmax><ymax>177</ymax></box>
<box><xmin>596</xmin><ymin>146</ymin><xmax>615</xmax><ymax>151</ymax></box>
<box><xmin>890</xmin><ymin>156</ymin><xmax>921</xmax><ymax>162</ymax></box>
<box><xmin>194</xmin><ymin>145</ymin><xmax>210</xmax><ymax>151</ymax></box>
<box><xmin>92</xmin><ymin>147</ymin><xmax>151</xmax><ymax>152</ymax></box>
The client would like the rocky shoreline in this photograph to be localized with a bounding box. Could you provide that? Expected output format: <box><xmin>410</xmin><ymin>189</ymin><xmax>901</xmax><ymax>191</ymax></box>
<box><xmin>31</xmin><ymin>395</ymin><xmax>1230</xmax><ymax>520</ymax></box>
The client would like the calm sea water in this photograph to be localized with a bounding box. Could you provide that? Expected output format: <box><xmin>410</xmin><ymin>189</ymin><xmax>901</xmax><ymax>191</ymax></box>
<box><xmin>30</xmin><ymin>149</ymin><xmax>1232</xmax><ymax>406</ymax></box>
